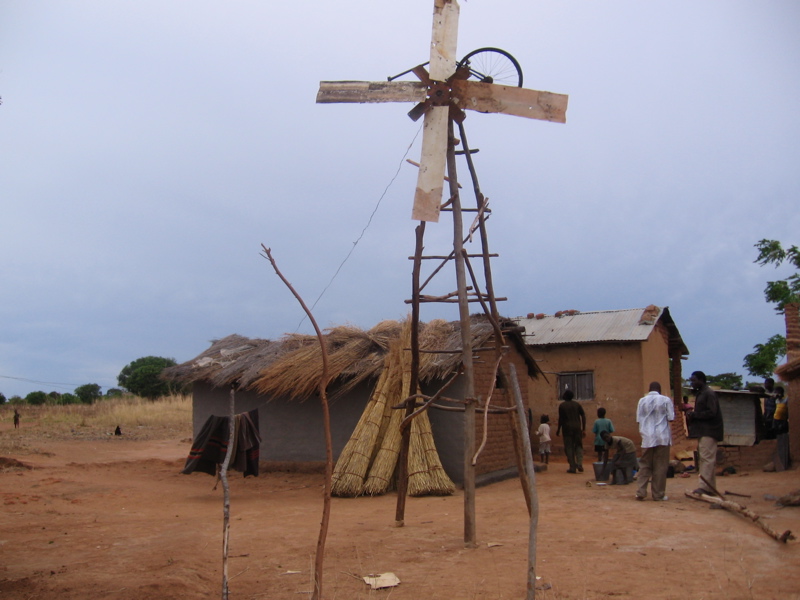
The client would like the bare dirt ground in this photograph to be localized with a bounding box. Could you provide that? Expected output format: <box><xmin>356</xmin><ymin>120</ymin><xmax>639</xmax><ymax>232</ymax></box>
<box><xmin>1</xmin><ymin>424</ymin><xmax>799</xmax><ymax>600</ymax></box>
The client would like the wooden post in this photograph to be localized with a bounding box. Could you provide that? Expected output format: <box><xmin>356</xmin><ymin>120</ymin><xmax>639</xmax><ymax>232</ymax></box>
<box><xmin>219</xmin><ymin>385</ymin><xmax>236</xmax><ymax>600</ymax></box>
<box><xmin>446</xmin><ymin>120</ymin><xmax>477</xmax><ymax>547</ymax></box>
<box><xmin>395</xmin><ymin>223</ymin><xmax>426</xmax><ymax>526</ymax></box>
<box><xmin>509</xmin><ymin>364</ymin><xmax>539</xmax><ymax>600</ymax></box>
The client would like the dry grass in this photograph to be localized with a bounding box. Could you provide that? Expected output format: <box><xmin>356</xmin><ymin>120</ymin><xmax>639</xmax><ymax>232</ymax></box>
<box><xmin>0</xmin><ymin>394</ymin><xmax>192</xmax><ymax>455</ymax></box>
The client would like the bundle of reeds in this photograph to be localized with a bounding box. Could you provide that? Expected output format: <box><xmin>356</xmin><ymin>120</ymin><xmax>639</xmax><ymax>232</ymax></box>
<box><xmin>360</xmin><ymin>319</ymin><xmax>412</xmax><ymax>495</ymax></box>
<box><xmin>330</xmin><ymin>363</ymin><xmax>394</xmax><ymax>497</ymax></box>
<box><xmin>339</xmin><ymin>318</ymin><xmax>456</xmax><ymax>497</ymax></box>
<box><xmin>408</xmin><ymin>410</ymin><xmax>456</xmax><ymax>496</ymax></box>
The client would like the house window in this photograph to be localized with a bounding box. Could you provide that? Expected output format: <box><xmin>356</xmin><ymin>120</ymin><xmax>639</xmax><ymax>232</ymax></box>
<box><xmin>558</xmin><ymin>372</ymin><xmax>595</xmax><ymax>401</ymax></box>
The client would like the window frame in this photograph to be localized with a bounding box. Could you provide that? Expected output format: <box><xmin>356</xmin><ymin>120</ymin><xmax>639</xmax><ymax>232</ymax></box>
<box><xmin>557</xmin><ymin>371</ymin><xmax>595</xmax><ymax>401</ymax></box>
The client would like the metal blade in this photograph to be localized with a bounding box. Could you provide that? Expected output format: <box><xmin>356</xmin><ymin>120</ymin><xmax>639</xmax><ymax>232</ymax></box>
<box><xmin>412</xmin><ymin>105</ymin><xmax>449</xmax><ymax>222</ymax></box>
<box><xmin>407</xmin><ymin>100</ymin><xmax>430</xmax><ymax>122</ymax></box>
<box><xmin>452</xmin><ymin>80</ymin><xmax>568</xmax><ymax>123</ymax></box>
<box><xmin>316</xmin><ymin>80</ymin><xmax>426</xmax><ymax>104</ymax></box>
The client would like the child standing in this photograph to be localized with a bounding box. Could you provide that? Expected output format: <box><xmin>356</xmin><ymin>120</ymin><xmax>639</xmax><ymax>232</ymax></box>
<box><xmin>592</xmin><ymin>407</ymin><xmax>614</xmax><ymax>463</ymax></box>
<box><xmin>535</xmin><ymin>414</ymin><xmax>551</xmax><ymax>464</ymax></box>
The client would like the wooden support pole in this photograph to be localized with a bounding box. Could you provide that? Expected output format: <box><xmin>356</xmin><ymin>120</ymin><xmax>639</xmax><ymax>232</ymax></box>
<box><xmin>219</xmin><ymin>385</ymin><xmax>236</xmax><ymax>600</ymax></box>
<box><xmin>509</xmin><ymin>364</ymin><xmax>539</xmax><ymax>600</ymax></box>
<box><xmin>446</xmin><ymin>119</ymin><xmax>477</xmax><ymax>547</ymax></box>
<box><xmin>395</xmin><ymin>223</ymin><xmax>426</xmax><ymax>526</ymax></box>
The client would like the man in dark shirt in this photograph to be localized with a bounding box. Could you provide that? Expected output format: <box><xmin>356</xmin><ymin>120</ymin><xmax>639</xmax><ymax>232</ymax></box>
<box><xmin>686</xmin><ymin>371</ymin><xmax>724</xmax><ymax>495</ymax></box>
<box><xmin>556</xmin><ymin>389</ymin><xmax>586</xmax><ymax>473</ymax></box>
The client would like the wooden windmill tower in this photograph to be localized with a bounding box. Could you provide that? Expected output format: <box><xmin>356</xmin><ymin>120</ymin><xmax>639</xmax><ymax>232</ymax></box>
<box><xmin>317</xmin><ymin>0</ymin><xmax>567</xmax><ymax>546</ymax></box>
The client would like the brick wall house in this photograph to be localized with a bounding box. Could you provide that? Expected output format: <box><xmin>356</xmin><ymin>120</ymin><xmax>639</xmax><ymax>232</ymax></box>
<box><xmin>775</xmin><ymin>302</ymin><xmax>799</xmax><ymax>465</ymax></box>
<box><xmin>513</xmin><ymin>306</ymin><xmax>688</xmax><ymax>445</ymax></box>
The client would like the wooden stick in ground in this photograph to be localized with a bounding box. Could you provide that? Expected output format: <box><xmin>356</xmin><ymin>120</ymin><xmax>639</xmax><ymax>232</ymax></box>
<box><xmin>509</xmin><ymin>364</ymin><xmax>538</xmax><ymax>600</ymax></box>
<box><xmin>684</xmin><ymin>490</ymin><xmax>795</xmax><ymax>543</ymax></box>
<box><xmin>219</xmin><ymin>384</ymin><xmax>236</xmax><ymax>600</ymax></box>
<box><xmin>262</xmin><ymin>246</ymin><xmax>333</xmax><ymax>600</ymax></box>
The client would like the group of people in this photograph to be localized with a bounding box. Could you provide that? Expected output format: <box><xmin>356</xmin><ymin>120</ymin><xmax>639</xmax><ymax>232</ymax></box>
<box><xmin>533</xmin><ymin>370</ymin><xmax>727</xmax><ymax>501</ymax></box>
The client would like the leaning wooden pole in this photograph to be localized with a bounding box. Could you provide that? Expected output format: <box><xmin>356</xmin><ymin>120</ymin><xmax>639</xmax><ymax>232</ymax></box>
<box><xmin>509</xmin><ymin>364</ymin><xmax>539</xmax><ymax>600</ymax></box>
<box><xmin>457</xmin><ymin>121</ymin><xmax>532</xmax><ymax>514</ymax></box>
<box><xmin>446</xmin><ymin>119</ymin><xmax>477</xmax><ymax>547</ymax></box>
<box><xmin>396</xmin><ymin>223</ymin><xmax>426</xmax><ymax>526</ymax></box>
<box><xmin>219</xmin><ymin>384</ymin><xmax>236</xmax><ymax>600</ymax></box>
<box><xmin>462</xmin><ymin>252</ymin><xmax>532</xmax><ymax>515</ymax></box>
<box><xmin>262</xmin><ymin>246</ymin><xmax>333</xmax><ymax>600</ymax></box>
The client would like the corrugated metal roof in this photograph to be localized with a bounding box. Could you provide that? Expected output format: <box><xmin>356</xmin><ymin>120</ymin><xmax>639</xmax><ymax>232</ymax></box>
<box><xmin>512</xmin><ymin>307</ymin><xmax>662</xmax><ymax>346</ymax></box>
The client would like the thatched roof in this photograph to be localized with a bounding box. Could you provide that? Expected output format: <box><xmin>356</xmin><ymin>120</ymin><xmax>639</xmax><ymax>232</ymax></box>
<box><xmin>163</xmin><ymin>315</ymin><xmax>539</xmax><ymax>401</ymax></box>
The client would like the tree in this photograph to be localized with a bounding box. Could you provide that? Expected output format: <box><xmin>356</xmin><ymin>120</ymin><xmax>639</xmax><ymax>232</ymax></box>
<box><xmin>60</xmin><ymin>393</ymin><xmax>79</xmax><ymax>405</ymax></box>
<box><xmin>117</xmin><ymin>356</ymin><xmax>180</xmax><ymax>400</ymax></box>
<box><xmin>106</xmin><ymin>388</ymin><xmax>124</xmax><ymax>398</ymax></box>
<box><xmin>743</xmin><ymin>334</ymin><xmax>787</xmax><ymax>380</ymax></box>
<box><xmin>744</xmin><ymin>239</ymin><xmax>799</xmax><ymax>378</ymax></box>
<box><xmin>754</xmin><ymin>239</ymin><xmax>800</xmax><ymax>312</ymax></box>
<box><xmin>25</xmin><ymin>391</ymin><xmax>48</xmax><ymax>405</ymax></box>
<box><xmin>0</xmin><ymin>392</ymin><xmax>6</xmax><ymax>404</ymax></box>
<box><xmin>707</xmin><ymin>372</ymin><xmax>743</xmax><ymax>390</ymax></box>
<box><xmin>74</xmin><ymin>383</ymin><xmax>102</xmax><ymax>404</ymax></box>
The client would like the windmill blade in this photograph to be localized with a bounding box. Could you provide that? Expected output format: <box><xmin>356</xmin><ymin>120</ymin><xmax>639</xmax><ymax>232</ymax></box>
<box><xmin>316</xmin><ymin>80</ymin><xmax>426</xmax><ymax>104</ymax></box>
<box><xmin>412</xmin><ymin>105</ymin><xmax>449</xmax><ymax>222</ymax></box>
<box><xmin>452</xmin><ymin>79</ymin><xmax>568</xmax><ymax>123</ymax></box>
<box><xmin>410</xmin><ymin>0</ymin><xmax>459</xmax><ymax>222</ymax></box>
<box><xmin>428</xmin><ymin>0</ymin><xmax>460</xmax><ymax>80</ymax></box>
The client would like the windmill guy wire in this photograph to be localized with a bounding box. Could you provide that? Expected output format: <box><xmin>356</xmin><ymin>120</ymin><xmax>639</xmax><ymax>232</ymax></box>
<box><xmin>294</xmin><ymin>124</ymin><xmax>424</xmax><ymax>332</ymax></box>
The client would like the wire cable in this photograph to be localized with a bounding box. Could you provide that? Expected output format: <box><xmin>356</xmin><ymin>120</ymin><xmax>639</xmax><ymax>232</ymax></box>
<box><xmin>294</xmin><ymin>125</ymin><xmax>423</xmax><ymax>331</ymax></box>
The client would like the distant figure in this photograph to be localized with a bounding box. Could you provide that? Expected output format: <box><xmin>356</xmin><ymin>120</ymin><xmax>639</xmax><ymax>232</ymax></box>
<box><xmin>591</xmin><ymin>407</ymin><xmax>614</xmax><ymax>463</ymax></box>
<box><xmin>114</xmin><ymin>425</ymin><xmax>122</xmax><ymax>436</ymax></box>
<box><xmin>635</xmin><ymin>382</ymin><xmax>674</xmax><ymax>501</ymax></box>
<box><xmin>556</xmin><ymin>389</ymin><xmax>586</xmax><ymax>473</ymax></box>
<box><xmin>681</xmin><ymin>395</ymin><xmax>692</xmax><ymax>413</ymax></box>
<box><xmin>600</xmin><ymin>431</ymin><xmax>638</xmax><ymax>485</ymax></box>
<box><xmin>535</xmin><ymin>414</ymin><xmax>551</xmax><ymax>464</ymax></box>
<box><xmin>13</xmin><ymin>409</ymin><xmax>20</xmax><ymax>429</ymax></box>
<box><xmin>686</xmin><ymin>371</ymin><xmax>724</xmax><ymax>495</ymax></box>
<box><xmin>762</xmin><ymin>377</ymin><xmax>778</xmax><ymax>439</ymax></box>
<box><xmin>773</xmin><ymin>386</ymin><xmax>790</xmax><ymax>470</ymax></box>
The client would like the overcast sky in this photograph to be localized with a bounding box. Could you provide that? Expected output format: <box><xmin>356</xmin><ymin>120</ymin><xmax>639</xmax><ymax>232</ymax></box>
<box><xmin>2</xmin><ymin>1</ymin><xmax>799</xmax><ymax>399</ymax></box>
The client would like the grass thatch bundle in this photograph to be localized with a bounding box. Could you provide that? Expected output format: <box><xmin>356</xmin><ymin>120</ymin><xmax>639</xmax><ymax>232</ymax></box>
<box><xmin>335</xmin><ymin>318</ymin><xmax>456</xmax><ymax>497</ymax></box>
<box><xmin>330</xmin><ymin>350</ymin><xmax>400</xmax><ymax>497</ymax></box>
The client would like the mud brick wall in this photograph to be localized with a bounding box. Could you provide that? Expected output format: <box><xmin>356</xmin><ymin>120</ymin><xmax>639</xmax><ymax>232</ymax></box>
<box><xmin>471</xmin><ymin>348</ymin><xmax>530</xmax><ymax>477</ymax></box>
<box><xmin>717</xmin><ymin>441</ymin><xmax>777</xmax><ymax>471</ymax></box>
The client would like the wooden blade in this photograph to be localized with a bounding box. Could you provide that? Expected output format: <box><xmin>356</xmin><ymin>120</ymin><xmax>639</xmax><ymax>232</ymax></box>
<box><xmin>412</xmin><ymin>105</ymin><xmax>449</xmax><ymax>222</ymax></box>
<box><xmin>451</xmin><ymin>80</ymin><xmax>568</xmax><ymax>123</ymax></box>
<box><xmin>316</xmin><ymin>80</ymin><xmax>426</xmax><ymax>104</ymax></box>
<box><xmin>428</xmin><ymin>0</ymin><xmax>460</xmax><ymax>81</ymax></box>
<box><xmin>409</xmin><ymin>1</ymin><xmax>459</xmax><ymax>222</ymax></box>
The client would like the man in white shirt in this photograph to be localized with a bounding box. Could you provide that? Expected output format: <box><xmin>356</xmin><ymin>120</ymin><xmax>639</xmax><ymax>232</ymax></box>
<box><xmin>635</xmin><ymin>381</ymin><xmax>675</xmax><ymax>501</ymax></box>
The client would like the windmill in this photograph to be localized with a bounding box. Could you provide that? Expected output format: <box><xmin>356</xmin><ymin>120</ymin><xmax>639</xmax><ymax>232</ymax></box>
<box><xmin>317</xmin><ymin>0</ymin><xmax>568</xmax><ymax>548</ymax></box>
<box><xmin>317</xmin><ymin>0</ymin><xmax>567</xmax><ymax>222</ymax></box>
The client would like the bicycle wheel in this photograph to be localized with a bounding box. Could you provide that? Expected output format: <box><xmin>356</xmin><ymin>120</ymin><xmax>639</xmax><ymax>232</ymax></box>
<box><xmin>458</xmin><ymin>47</ymin><xmax>523</xmax><ymax>87</ymax></box>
